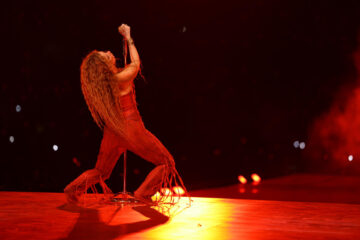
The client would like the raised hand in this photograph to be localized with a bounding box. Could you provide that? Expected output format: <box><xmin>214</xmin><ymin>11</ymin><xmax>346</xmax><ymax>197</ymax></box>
<box><xmin>118</xmin><ymin>24</ymin><xmax>131</xmax><ymax>40</ymax></box>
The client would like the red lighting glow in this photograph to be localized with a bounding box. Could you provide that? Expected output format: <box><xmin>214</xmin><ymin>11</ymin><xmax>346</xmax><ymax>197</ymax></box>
<box><xmin>251</xmin><ymin>173</ymin><xmax>261</xmax><ymax>183</ymax></box>
<box><xmin>173</xmin><ymin>186</ymin><xmax>185</xmax><ymax>195</ymax></box>
<box><xmin>72</xmin><ymin>157</ymin><xmax>81</xmax><ymax>167</ymax></box>
<box><xmin>161</xmin><ymin>188</ymin><xmax>173</xmax><ymax>196</ymax></box>
<box><xmin>239</xmin><ymin>186</ymin><xmax>246</xmax><ymax>193</ymax></box>
<box><xmin>307</xmin><ymin>45</ymin><xmax>360</xmax><ymax>167</ymax></box>
<box><xmin>251</xmin><ymin>188</ymin><xmax>259</xmax><ymax>194</ymax></box>
<box><xmin>238</xmin><ymin>175</ymin><xmax>247</xmax><ymax>184</ymax></box>
<box><xmin>151</xmin><ymin>191</ymin><xmax>161</xmax><ymax>202</ymax></box>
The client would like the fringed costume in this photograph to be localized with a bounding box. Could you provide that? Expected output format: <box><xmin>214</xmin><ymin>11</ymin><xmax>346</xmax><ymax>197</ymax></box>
<box><xmin>64</xmin><ymin>50</ymin><xmax>190</xmax><ymax>207</ymax></box>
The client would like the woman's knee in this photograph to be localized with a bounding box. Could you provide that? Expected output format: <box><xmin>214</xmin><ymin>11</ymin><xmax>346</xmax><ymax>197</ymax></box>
<box><xmin>153</xmin><ymin>155</ymin><xmax>175</xmax><ymax>169</ymax></box>
<box><xmin>166</xmin><ymin>155</ymin><xmax>175</xmax><ymax>168</ymax></box>
<box><xmin>95</xmin><ymin>167</ymin><xmax>111</xmax><ymax>180</ymax></box>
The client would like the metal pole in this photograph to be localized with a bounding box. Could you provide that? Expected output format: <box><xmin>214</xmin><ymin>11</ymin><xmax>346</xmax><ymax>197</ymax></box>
<box><xmin>123</xmin><ymin>150</ymin><xmax>127</xmax><ymax>194</ymax></box>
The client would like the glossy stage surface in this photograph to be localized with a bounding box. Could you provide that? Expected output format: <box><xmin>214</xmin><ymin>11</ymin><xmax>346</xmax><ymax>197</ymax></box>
<box><xmin>1</xmin><ymin>190</ymin><xmax>359</xmax><ymax>239</ymax></box>
<box><xmin>191</xmin><ymin>174</ymin><xmax>360</xmax><ymax>204</ymax></box>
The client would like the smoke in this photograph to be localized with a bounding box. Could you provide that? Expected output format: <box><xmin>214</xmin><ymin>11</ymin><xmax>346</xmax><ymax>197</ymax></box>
<box><xmin>307</xmin><ymin>34</ymin><xmax>360</xmax><ymax>172</ymax></box>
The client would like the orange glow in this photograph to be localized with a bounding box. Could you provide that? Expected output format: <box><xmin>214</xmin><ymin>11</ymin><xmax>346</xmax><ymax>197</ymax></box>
<box><xmin>239</xmin><ymin>186</ymin><xmax>246</xmax><ymax>193</ymax></box>
<box><xmin>173</xmin><ymin>186</ymin><xmax>185</xmax><ymax>195</ymax></box>
<box><xmin>251</xmin><ymin>188</ymin><xmax>259</xmax><ymax>194</ymax></box>
<box><xmin>251</xmin><ymin>173</ymin><xmax>261</xmax><ymax>183</ymax></box>
<box><xmin>3</xmin><ymin>192</ymin><xmax>360</xmax><ymax>239</ymax></box>
<box><xmin>161</xmin><ymin>188</ymin><xmax>173</xmax><ymax>196</ymax></box>
<box><xmin>238</xmin><ymin>175</ymin><xmax>247</xmax><ymax>184</ymax></box>
<box><xmin>151</xmin><ymin>191</ymin><xmax>161</xmax><ymax>202</ymax></box>
<box><xmin>146</xmin><ymin>197</ymin><xmax>234</xmax><ymax>239</ymax></box>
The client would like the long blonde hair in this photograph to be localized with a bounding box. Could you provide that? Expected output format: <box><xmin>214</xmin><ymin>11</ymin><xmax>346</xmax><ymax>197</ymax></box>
<box><xmin>80</xmin><ymin>50</ymin><xmax>126</xmax><ymax>136</ymax></box>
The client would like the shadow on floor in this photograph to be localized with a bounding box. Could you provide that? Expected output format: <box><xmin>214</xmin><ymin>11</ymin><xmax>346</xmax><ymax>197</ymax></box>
<box><xmin>57</xmin><ymin>203</ymin><xmax>169</xmax><ymax>240</ymax></box>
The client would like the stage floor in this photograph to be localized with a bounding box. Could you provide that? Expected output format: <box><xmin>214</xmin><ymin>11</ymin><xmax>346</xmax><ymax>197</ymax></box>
<box><xmin>1</xmin><ymin>191</ymin><xmax>359</xmax><ymax>239</ymax></box>
<box><xmin>190</xmin><ymin>174</ymin><xmax>360</xmax><ymax>204</ymax></box>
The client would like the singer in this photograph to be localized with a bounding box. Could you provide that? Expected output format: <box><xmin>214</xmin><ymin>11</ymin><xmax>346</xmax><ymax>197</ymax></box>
<box><xmin>64</xmin><ymin>24</ymin><xmax>188</xmax><ymax>205</ymax></box>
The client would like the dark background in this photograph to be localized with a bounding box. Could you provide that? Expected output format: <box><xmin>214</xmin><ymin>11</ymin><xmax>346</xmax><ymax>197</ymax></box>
<box><xmin>1</xmin><ymin>0</ymin><xmax>360</xmax><ymax>193</ymax></box>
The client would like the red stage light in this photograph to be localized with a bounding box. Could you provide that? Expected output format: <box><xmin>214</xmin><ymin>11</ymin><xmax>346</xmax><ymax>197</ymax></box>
<box><xmin>238</xmin><ymin>175</ymin><xmax>247</xmax><ymax>184</ymax></box>
<box><xmin>161</xmin><ymin>188</ymin><xmax>173</xmax><ymax>196</ymax></box>
<box><xmin>239</xmin><ymin>186</ymin><xmax>246</xmax><ymax>193</ymax></box>
<box><xmin>72</xmin><ymin>157</ymin><xmax>81</xmax><ymax>167</ymax></box>
<box><xmin>151</xmin><ymin>191</ymin><xmax>161</xmax><ymax>202</ymax></box>
<box><xmin>251</xmin><ymin>188</ymin><xmax>259</xmax><ymax>194</ymax></box>
<box><xmin>173</xmin><ymin>186</ymin><xmax>185</xmax><ymax>195</ymax></box>
<box><xmin>251</xmin><ymin>173</ymin><xmax>261</xmax><ymax>183</ymax></box>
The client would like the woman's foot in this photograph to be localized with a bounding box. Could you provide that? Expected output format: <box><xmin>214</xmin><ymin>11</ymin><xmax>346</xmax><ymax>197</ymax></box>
<box><xmin>64</xmin><ymin>187</ymin><xmax>81</xmax><ymax>204</ymax></box>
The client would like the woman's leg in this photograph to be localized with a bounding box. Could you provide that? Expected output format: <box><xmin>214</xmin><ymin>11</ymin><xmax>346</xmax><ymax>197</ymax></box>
<box><xmin>64</xmin><ymin>127</ymin><xmax>126</xmax><ymax>202</ymax></box>
<box><xmin>127</xmin><ymin>128</ymin><xmax>176</xmax><ymax>199</ymax></box>
<box><xmin>95</xmin><ymin>128</ymin><xmax>127</xmax><ymax>180</ymax></box>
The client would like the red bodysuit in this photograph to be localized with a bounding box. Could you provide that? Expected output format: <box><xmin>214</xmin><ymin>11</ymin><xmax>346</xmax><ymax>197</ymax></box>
<box><xmin>64</xmin><ymin>90</ymin><xmax>187</xmax><ymax>204</ymax></box>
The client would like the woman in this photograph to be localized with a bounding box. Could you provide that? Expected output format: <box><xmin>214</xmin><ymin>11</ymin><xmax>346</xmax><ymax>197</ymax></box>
<box><xmin>64</xmin><ymin>24</ymin><xmax>188</xmax><ymax>205</ymax></box>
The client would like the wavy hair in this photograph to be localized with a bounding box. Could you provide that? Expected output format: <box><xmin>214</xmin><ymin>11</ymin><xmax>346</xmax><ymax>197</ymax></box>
<box><xmin>80</xmin><ymin>50</ymin><xmax>126</xmax><ymax>136</ymax></box>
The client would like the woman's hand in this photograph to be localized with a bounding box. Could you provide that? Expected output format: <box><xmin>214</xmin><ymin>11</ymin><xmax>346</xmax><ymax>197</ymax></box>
<box><xmin>118</xmin><ymin>24</ymin><xmax>131</xmax><ymax>40</ymax></box>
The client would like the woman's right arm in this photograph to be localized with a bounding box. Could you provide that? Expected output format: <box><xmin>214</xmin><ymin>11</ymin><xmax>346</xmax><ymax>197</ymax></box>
<box><xmin>115</xmin><ymin>24</ymin><xmax>140</xmax><ymax>82</ymax></box>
